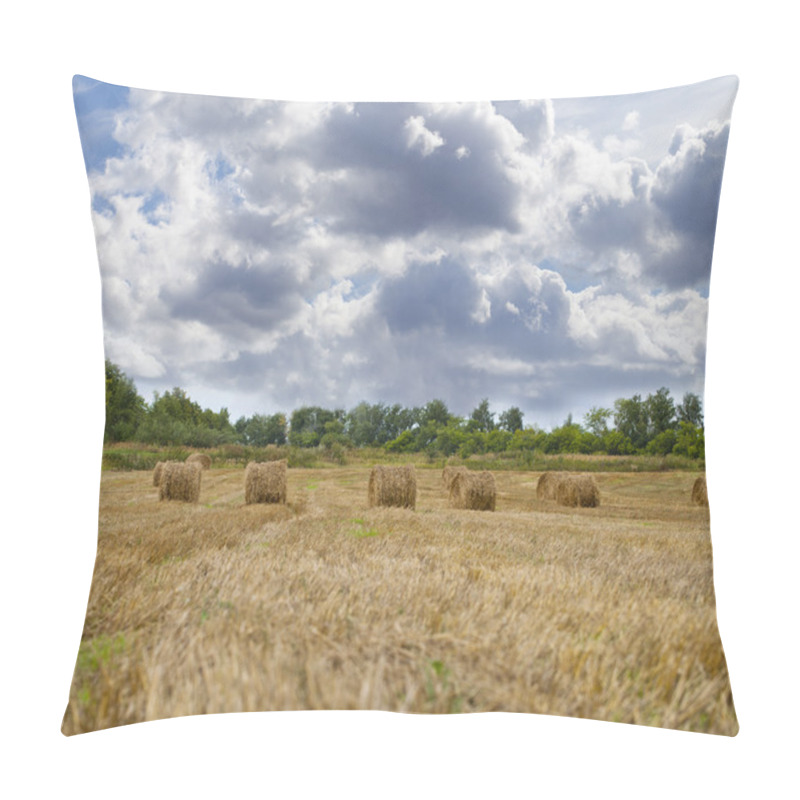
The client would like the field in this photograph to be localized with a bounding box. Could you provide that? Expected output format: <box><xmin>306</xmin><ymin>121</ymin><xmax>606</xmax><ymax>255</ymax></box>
<box><xmin>62</xmin><ymin>463</ymin><xmax>736</xmax><ymax>735</ymax></box>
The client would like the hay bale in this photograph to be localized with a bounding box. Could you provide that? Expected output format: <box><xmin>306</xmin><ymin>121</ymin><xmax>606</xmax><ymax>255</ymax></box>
<box><xmin>555</xmin><ymin>475</ymin><xmax>600</xmax><ymax>508</ymax></box>
<box><xmin>692</xmin><ymin>475</ymin><xmax>709</xmax><ymax>507</ymax></box>
<box><xmin>153</xmin><ymin>461</ymin><xmax>166</xmax><ymax>487</ymax></box>
<box><xmin>537</xmin><ymin>471</ymin><xmax>566</xmax><ymax>500</ymax></box>
<box><xmin>159</xmin><ymin>461</ymin><xmax>202</xmax><ymax>503</ymax></box>
<box><xmin>449</xmin><ymin>470</ymin><xmax>496</xmax><ymax>511</ymax></box>
<box><xmin>442</xmin><ymin>465</ymin><xmax>468</xmax><ymax>491</ymax></box>
<box><xmin>186</xmin><ymin>452</ymin><xmax>211</xmax><ymax>470</ymax></box>
<box><xmin>244</xmin><ymin>459</ymin><xmax>287</xmax><ymax>505</ymax></box>
<box><xmin>368</xmin><ymin>465</ymin><xmax>416</xmax><ymax>509</ymax></box>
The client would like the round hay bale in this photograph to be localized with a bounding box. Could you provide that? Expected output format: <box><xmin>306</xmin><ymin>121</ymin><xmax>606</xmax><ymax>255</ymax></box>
<box><xmin>159</xmin><ymin>461</ymin><xmax>202</xmax><ymax>503</ymax></box>
<box><xmin>692</xmin><ymin>474</ymin><xmax>709</xmax><ymax>507</ymax></box>
<box><xmin>153</xmin><ymin>461</ymin><xmax>166</xmax><ymax>487</ymax></box>
<box><xmin>449</xmin><ymin>470</ymin><xmax>496</xmax><ymax>511</ymax></box>
<box><xmin>536</xmin><ymin>471</ymin><xmax>565</xmax><ymax>500</ymax></box>
<box><xmin>186</xmin><ymin>452</ymin><xmax>212</xmax><ymax>470</ymax></box>
<box><xmin>244</xmin><ymin>459</ymin><xmax>287</xmax><ymax>505</ymax></box>
<box><xmin>442</xmin><ymin>465</ymin><xmax>468</xmax><ymax>492</ymax></box>
<box><xmin>555</xmin><ymin>475</ymin><xmax>600</xmax><ymax>508</ymax></box>
<box><xmin>368</xmin><ymin>465</ymin><xmax>416</xmax><ymax>509</ymax></box>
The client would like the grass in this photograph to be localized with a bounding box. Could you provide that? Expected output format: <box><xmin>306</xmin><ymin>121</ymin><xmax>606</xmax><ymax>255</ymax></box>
<box><xmin>62</xmin><ymin>464</ymin><xmax>735</xmax><ymax>735</ymax></box>
<box><xmin>101</xmin><ymin>443</ymin><xmax>703</xmax><ymax>473</ymax></box>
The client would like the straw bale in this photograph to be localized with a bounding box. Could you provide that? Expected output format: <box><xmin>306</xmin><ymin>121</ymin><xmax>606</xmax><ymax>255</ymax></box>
<box><xmin>186</xmin><ymin>452</ymin><xmax>211</xmax><ymax>470</ymax></box>
<box><xmin>692</xmin><ymin>475</ymin><xmax>709</xmax><ymax>507</ymax></box>
<box><xmin>153</xmin><ymin>461</ymin><xmax>166</xmax><ymax>487</ymax></box>
<box><xmin>245</xmin><ymin>459</ymin><xmax>288</xmax><ymax>505</ymax></box>
<box><xmin>555</xmin><ymin>474</ymin><xmax>600</xmax><ymax>508</ymax></box>
<box><xmin>159</xmin><ymin>461</ymin><xmax>202</xmax><ymax>503</ymax></box>
<box><xmin>442</xmin><ymin>465</ymin><xmax>468</xmax><ymax>491</ymax></box>
<box><xmin>537</xmin><ymin>471</ymin><xmax>566</xmax><ymax>500</ymax></box>
<box><xmin>368</xmin><ymin>465</ymin><xmax>416</xmax><ymax>509</ymax></box>
<box><xmin>449</xmin><ymin>470</ymin><xmax>496</xmax><ymax>511</ymax></box>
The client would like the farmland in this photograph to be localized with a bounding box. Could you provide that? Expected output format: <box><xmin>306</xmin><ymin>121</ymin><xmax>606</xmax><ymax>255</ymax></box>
<box><xmin>62</xmin><ymin>461</ymin><xmax>736</xmax><ymax>735</ymax></box>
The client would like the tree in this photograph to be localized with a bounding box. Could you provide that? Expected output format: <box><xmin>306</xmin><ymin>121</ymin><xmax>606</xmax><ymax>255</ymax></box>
<box><xmin>288</xmin><ymin>406</ymin><xmax>341</xmax><ymax>447</ymax></box>
<box><xmin>346</xmin><ymin>401</ymin><xmax>390</xmax><ymax>447</ymax></box>
<box><xmin>645</xmin><ymin>387</ymin><xmax>676</xmax><ymax>438</ymax></box>
<box><xmin>677</xmin><ymin>392</ymin><xmax>703</xmax><ymax>428</ymax></box>
<box><xmin>498</xmin><ymin>406</ymin><xmax>524</xmax><ymax>433</ymax></box>
<box><xmin>673</xmin><ymin>421</ymin><xmax>705</xmax><ymax>459</ymax></box>
<box><xmin>104</xmin><ymin>360</ymin><xmax>145</xmax><ymax>442</ymax></box>
<box><xmin>421</xmin><ymin>399</ymin><xmax>450</xmax><ymax>428</ymax></box>
<box><xmin>469</xmin><ymin>398</ymin><xmax>495</xmax><ymax>432</ymax></box>
<box><xmin>242</xmin><ymin>413</ymin><xmax>287</xmax><ymax>446</ymax></box>
<box><xmin>584</xmin><ymin>406</ymin><xmax>612</xmax><ymax>437</ymax></box>
<box><xmin>613</xmin><ymin>394</ymin><xmax>649</xmax><ymax>450</ymax></box>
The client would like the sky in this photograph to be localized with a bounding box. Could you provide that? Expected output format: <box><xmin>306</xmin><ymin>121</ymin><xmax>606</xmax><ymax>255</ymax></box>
<box><xmin>73</xmin><ymin>74</ymin><xmax>738</xmax><ymax>429</ymax></box>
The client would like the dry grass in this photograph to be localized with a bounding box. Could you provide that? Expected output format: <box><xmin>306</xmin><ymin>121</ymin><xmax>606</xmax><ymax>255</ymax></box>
<box><xmin>537</xmin><ymin>471</ymin><xmax>565</xmax><ymax>500</ymax></box>
<box><xmin>556</xmin><ymin>475</ymin><xmax>601</xmax><ymax>508</ymax></box>
<box><xmin>442</xmin><ymin>465</ymin><xmax>469</xmax><ymax>491</ymax></box>
<box><xmin>368</xmin><ymin>465</ymin><xmax>416</xmax><ymax>509</ymax></box>
<box><xmin>692</xmin><ymin>475</ymin><xmax>709</xmax><ymax>507</ymax></box>
<box><xmin>187</xmin><ymin>453</ymin><xmax>212</xmax><ymax>470</ymax></box>
<box><xmin>158</xmin><ymin>462</ymin><xmax>201</xmax><ymax>503</ymax></box>
<box><xmin>152</xmin><ymin>461</ymin><xmax>166</xmax><ymax>487</ymax></box>
<box><xmin>244</xmin><ymin>460</ymin><xmax>288</xmax><ymax>505</ymax></box>
<box><xmin>449</xmin><ymin>470</ymin><xmax>496</xmax><ymax>511</ymax></box>
<box><xmin>63</xmin><ymin>466</ymin><xmax>735</xmax><ymax>736</ymax></box>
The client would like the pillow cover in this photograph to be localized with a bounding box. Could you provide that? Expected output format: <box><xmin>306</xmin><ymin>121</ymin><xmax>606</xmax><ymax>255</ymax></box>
<box><xmin>64</xmin><ymin>75</ymin><xmax>738</xmax><ymax>735</ymax></box>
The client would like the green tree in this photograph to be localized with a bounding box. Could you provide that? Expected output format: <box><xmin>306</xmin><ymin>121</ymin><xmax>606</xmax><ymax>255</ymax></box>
<box><xmin>384</xmin><ymin>404</ymin><xmax>416</xmax><ymax>440</ymax></box>
<box><xmin>498</xmin><ymin>406</ymin><xmax>524</xmax><ymax>433</ymax></box>
<box><xmin>645</xmin><ymin>387</ymin><xmax>676</xmax><ymax>438</ymax></box>
<box><xmin>421</xmin><ymin>399</ymin><xmax>450</xmax><ymax>428</ymax></box>
<box><xmin>468</xmin><ymin>398</ymin><xmax>495</xmax><ymax>432</ymax></box>
<box><xmin>601</xmin><ymin>429</ymin><xmax>636</xmax><ymax>455</ymax></box>
<box><xmin>288</xmin><ymin>406</ymin><xmax>339</xmax><ymax>447</ymax></box>
<box><xmin>384</xmin><ymin>430</ymin><xmax>416</xmax><ymax>453</ymax></box>
<box><xmin>646</xmin><ymin>428</ymin><xmax>678</xmax><ymax>455</ymax></box>
<box><xmin>677</xmin><ymin>392</ymin><xmax>704</xmax><ymax>428</ymax></box>
<box><xmin>613</xmin><ymin>394</ymin><xmax>649</xmax><ymax>450</ymax></box>
<box><xmin>346</xmin><ymin>401</ymin><xmax>391</xmax><ymax>447</ymax></box>
<box><xmin>242</xmin><ymin>413</ymin><xmax>287</xmax><ymax>446</ymax></box>
<box><xmin>673</xmin><ymin>421</ymin><xmax>705</xmax><ymax>459</ymax></box>
<box><xmin>104</xmin><ymin>360</ymin><xmax>145</xmax><ymax>442</ymax></box>
<box><xmin>584</xmin><ymin>406</ymin><xmax>612</xmax><ymax>437</ymax></box>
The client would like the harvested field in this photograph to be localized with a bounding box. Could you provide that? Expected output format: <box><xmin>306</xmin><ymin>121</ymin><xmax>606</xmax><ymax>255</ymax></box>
<box><xmin>556</xmin><ymin>475</ymin><xmax>601</xmax><ymax>508</ymax></box>
<box><xmin>368</xmin><ymin>465</ymin><xmax>416</xmax><ymax>509</ymax></box>
<box><xmin>244</xmin><ymin>460</ymin><xmax>287</xmax><ymax>505</ymax></box>
<box><xmin>187</xmin><ymin>453</ymin><xmax>211</xmax><ymax>470</ymax></box>
<box><xmin>158</xmin><ymin>461</ymin><xmax>201</xmax><ymax>503</ymax></box>
<box><xmin>449</xmin><ymin>470</ymin><xmax>496</xmax><ymax>511</ymax></box>
<box><xmin>692</xmin><ymin>475</ymin><xmax>709</xmax><ymax>507</ymax></box>
<box><xmin>442</xmin><ymin>465</ymin><xmax>468</xmax><ymax>491</ymax></box>
<box><xmin>537</xmin><ymin>471</ymin><xmax>566</xmax><ymax>500</ymax></box>
<box><xmin>63</xmin><ymin>465</ymin><xmax>733</xmax><ymax>736</ymax></box>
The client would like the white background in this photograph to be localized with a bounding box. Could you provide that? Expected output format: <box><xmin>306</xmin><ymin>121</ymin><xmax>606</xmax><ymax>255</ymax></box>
<box><xmin>2</xmin><ymin>1</ymin><xmax>797</xmax><ymax>797</ymax></box>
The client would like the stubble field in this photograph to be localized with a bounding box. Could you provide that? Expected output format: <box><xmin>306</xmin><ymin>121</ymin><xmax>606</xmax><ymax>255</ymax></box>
<box><xmin>62</xmin><ymin>464</ymin><xmax>737</xmax><ymax>735</ymax></box>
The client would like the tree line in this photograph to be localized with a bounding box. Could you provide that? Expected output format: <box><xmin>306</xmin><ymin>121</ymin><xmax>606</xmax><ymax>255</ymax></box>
<box><xmin>104</xmin><ymin>360</ymin><xmax>705</xmax><ymax>459</ymax></box>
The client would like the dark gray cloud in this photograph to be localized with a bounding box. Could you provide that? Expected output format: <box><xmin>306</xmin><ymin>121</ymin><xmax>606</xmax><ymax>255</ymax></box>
<box><xmin>648</xmin><ymin>122</ymin><xmax>731</xmax><ymax>286</ymax></box>
<box><xmin>299</xmin><ymin>103</ymin><xmax>524</xmax><ymax>237</ymax></box>
<box><xmin>162</xmin><ymin>259</ymin><xmax>306</xmax><ymax>336</ymax></box>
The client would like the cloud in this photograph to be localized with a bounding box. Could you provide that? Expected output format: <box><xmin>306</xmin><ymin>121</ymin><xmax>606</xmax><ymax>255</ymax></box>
<box><xmin>75</xmin><ymin>77</ymin><xmax>734</xmax><ymax>424</ymax></box>
<box><xmin>404</xmin><ymin>115</ymin><xmax>446</xmax><ymax>156</ymax></box>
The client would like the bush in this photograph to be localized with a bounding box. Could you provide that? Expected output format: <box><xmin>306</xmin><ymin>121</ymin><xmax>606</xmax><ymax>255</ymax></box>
<box><xmin>646</xmin><ymin>428</ymin><xmax>678</xmax><ymax>456</ymax></box>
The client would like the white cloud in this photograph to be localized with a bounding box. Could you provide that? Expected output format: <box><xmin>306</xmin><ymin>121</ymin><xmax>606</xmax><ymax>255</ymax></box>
<box><xmin>403</xmin><ymin>115</ymin><xmax>445</xmax><ymax>156</ymax></box>
<box><xmin>622</xmin><ymin>110</ymin><xmax>640</xmax><ymax>131</ymax></box>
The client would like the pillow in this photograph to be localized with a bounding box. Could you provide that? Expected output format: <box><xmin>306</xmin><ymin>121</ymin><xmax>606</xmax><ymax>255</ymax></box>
<box><xmin>64</xmin><ymin>75</ymin><xmax>738</xmax><ymax>735</ymax></box>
